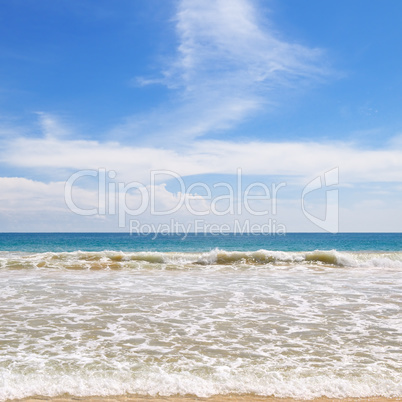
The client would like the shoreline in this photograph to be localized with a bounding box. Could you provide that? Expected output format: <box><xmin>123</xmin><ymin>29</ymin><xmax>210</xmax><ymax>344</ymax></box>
<box><xmin>10</xmin><ymin>395</ymin><xmax>402</xmax><ymax>402</ymax></box>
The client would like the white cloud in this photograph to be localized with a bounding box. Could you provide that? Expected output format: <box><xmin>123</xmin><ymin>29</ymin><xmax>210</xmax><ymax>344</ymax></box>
<box><xmin>114</xmin><ymin>0</ymin><xmax>328</xmax><ymax>143</ymax></box>
<box><xmin>35</xmin><ymin>112</ymin><xmax>71</xmax><ymax>139</ymax></box>
<box><xmin>173</xmin><ymin>0</ymin><xmax>324</xmax><ymax>86</ymax></box>
<box><xmin>1</xmin><ymin>172</ymin><xmax>401</xmax><ymax>232</ymax></box>
<box><xmin>0</xmin><ymin>0</ymin><xmax>400</xmax><ymax>232</ymax></box>
<box><xmin>2</xmin><ymin>134</ymin><xmax>402</xmax><ymax>184</ymax></box>
<box><xmin>0</xmin><ymin>177</ymin><xmax>95</xmax><ymax>213</ymax></box>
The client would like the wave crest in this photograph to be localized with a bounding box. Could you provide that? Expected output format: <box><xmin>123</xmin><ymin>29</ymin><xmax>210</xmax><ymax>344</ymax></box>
<box><xmin>1</xmin><ymin>249</ymin><xmax>401</xmax><ymax>271</ymax></box>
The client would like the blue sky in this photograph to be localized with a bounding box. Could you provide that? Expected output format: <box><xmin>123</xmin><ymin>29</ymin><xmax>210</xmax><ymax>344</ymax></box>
<box><xmin>0</xmin><ymin>0</ymin><xmax>401</xmax><ymax>232</ymax></box>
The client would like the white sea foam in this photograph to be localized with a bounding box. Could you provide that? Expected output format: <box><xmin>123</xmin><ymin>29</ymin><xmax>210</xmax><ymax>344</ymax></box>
<box><xmin>1</xmin><ymin>368</ymin><xmax>402</xmax><ymax>400</ymax></box>
<box><xmin>1</xmin><ymin>249</ymin><xmax>401</xmax><ymax>270</ymax></box>
<box><xmin>0</xmin><ymin>248</ymin><xmax>401</xmax><ymax>400</ymax></box>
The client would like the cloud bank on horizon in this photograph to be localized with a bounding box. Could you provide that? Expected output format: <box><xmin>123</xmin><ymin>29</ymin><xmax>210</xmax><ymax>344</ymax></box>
<box><xmin>0</xmin><ymin>0</ymin><xmax>401</xmax><ymax>232</ymax></box>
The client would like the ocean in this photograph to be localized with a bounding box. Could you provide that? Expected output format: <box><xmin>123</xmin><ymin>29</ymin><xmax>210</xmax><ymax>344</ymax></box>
<box><xmin>0</xmin><ymin>233</ymin><xmax>401</xmax><ymax>400</ymax></box>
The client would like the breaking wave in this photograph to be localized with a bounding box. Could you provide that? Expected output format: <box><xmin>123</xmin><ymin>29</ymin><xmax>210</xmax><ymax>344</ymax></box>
<box><xmin>1</xmin><ymin>249</ymin><xmax>401</xmax><ymax>270</ymax></box>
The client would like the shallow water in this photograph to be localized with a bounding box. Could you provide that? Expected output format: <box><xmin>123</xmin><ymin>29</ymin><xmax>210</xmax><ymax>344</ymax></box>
<box><xmin>1</xmin><ymin>246</ymin><xmax>401</xmax><ymax>400</ymax></box>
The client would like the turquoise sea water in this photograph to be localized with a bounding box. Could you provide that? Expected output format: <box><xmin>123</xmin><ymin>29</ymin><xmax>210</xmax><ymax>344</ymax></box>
<box><xmin>0</xmin><ymin>232</ymin><xmax>401</xmax><ymax>252</ymax></box>
<box><xmin>0</xmin><ymin>233</ymin><xmax>401</xmax><ymax>400</ymax></box>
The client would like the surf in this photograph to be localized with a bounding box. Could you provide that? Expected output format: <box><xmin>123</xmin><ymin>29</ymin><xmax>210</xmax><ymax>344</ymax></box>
<box><xmin>1</xmin><ymin>249</ymin><xmax>402</xmax><ymax>270</ymax></box>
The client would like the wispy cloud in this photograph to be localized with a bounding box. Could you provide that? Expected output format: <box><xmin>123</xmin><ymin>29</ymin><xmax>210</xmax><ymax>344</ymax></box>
<box><xmin>115</xmin><ymin>0</ymin><xmax>328</xmax><ymax>143</ymax></box>
<box><xmin>35</xmin><ymin>112</ymin><xmax>72</xmax><ymax>139</ymax></box>
<box><xmin>173</xmin><ymin>0</ymin><xmax>325</xmax><ymax>86</ymax></box>
<box><xmin>2</xmin><ymin>132</ymin><xmax>402</xmax><ymax>184</ymax></box>
<box><xmin>2</xmin><ymin>0</ymin><xmax>400</xmax><ymax>232</ymax></box>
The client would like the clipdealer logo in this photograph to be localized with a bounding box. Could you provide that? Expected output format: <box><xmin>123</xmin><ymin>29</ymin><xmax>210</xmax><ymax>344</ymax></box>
<box><xmin>64</xmin><ymin>167</ymin><xmax>339</xmax><ymax>233</ymax></box>
<box><xmin>301</xmin><ymin>167</ymin><xmax>339</xmax><ymax>233</ymax></box>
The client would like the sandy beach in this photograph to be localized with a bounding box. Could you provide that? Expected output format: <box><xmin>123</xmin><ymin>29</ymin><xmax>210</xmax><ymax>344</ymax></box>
<box><xmin>11</xmin><ymin>395</ymin><xmax>402</xmax><ymax>402</ymax></box>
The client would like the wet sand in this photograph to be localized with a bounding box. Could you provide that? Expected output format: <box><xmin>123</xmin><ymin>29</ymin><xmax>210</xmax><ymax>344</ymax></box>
<box><xmin>11</xmin><ymin>395</ymin><xmax>402</xmax><ymax>402</ymax></box>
